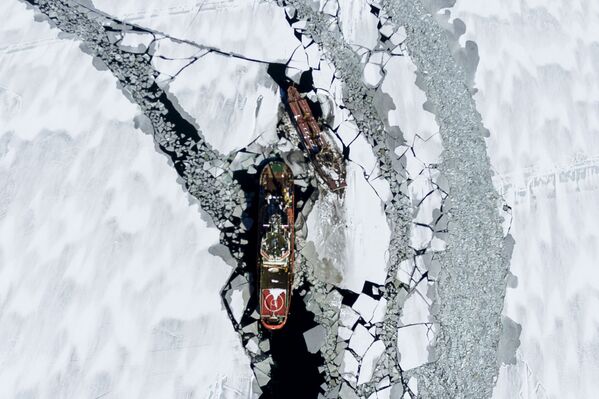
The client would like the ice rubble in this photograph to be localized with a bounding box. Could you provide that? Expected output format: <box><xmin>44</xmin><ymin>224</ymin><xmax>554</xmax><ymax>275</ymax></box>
<box><xmin>451</xmin><ymin>0</ymin><xmax>599</xmax><ymax>397</ymax></box>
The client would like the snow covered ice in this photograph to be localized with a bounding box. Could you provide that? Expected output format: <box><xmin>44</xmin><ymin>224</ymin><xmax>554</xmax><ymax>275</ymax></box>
<box><xmin>1</xmin><ymin>0</ymin><xmax>598</xmax><ymax>398</ymax></box>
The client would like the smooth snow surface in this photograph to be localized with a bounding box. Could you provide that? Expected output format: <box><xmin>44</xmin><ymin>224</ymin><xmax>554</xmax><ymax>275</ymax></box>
<box><xmin>451</xmin><ymin>0</ymin><xmax>599</xmax><ymax>397</ymax></box>
<box><xmin>0</xmin><ymin>2</ymin><xmax>252</xmax><ymax>397</ymax></box>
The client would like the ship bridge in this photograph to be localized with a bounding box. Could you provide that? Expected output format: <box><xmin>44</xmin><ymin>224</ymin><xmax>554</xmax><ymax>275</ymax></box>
<box><xmin>260</xmin><ymin>213</ymin><xmax>291</xmax><ymax>266</ymax></box>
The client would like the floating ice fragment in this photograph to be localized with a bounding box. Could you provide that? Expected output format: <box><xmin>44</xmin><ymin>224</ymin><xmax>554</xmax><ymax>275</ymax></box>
<box><xmin>352</xmin><ymin>293</ymin><xmax>379</xmax><ymax>322</ymax></box>
<box><xmin>339</xmin><ymin>305</ymin><xmax>360</xmax><ymax>328</ymax></box>
<box><xmin>304</xmin><ymin>324</ymin><xmax>327</xmax><ymax>354</ymax></box>
<box><xmin>357</xmin><ymin>340</ymin><xmax>385</xmax><ymax>385</ymax></box>
<box><xmin>348</xmin><ymin>324</ymin><xmax>375</xmax><ymax>357</ymax></box>
<box><xmin>397</xmin><ymin>325</ymin><xmax>429</xmax><ymax>370</ymax></box>
<box><xmin>370</xmin><ymin>297</ymin><xmax>387</xmax><ymax>324</ymax></box>
<box><xmin>340</xmin><ymin>351</ymin><xmax>359</xmax><ymax>385</ymax></box>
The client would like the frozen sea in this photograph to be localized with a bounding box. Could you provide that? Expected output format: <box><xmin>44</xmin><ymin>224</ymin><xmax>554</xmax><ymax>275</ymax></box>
<box><xmin>0</xmin><ymin>0</ymin><xmax>598</xmax><ymax>398</ymax></box>
<box><xmin>450</xmin><ymin>0</ymin><xmax>599</xmax><ymax>397</ymax></box>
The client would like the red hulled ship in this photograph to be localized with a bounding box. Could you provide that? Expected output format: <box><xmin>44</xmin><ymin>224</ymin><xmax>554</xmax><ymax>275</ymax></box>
<box><xmin>257</xmin><ymin>161</ymin><xmax>295</xmax><ymax>330</ymax></box>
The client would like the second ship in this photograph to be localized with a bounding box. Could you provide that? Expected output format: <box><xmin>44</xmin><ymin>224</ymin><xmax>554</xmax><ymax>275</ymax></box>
<box><xmin>285</xmin><ymin>86</ymin><xmax>347</xmax><ymax>194</ymax></box>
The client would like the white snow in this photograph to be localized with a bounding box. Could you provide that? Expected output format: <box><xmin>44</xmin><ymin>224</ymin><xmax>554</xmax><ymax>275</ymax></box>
<box><xmin>450</xmin><ymin>0</ymin><xmax>599</xmax><ymax>397</ymax></box>
<box><xmin>0</xmin><ymin>2</ymin><xmax>252</xmax><ymax>397</ymax></box>
<box><xmin>0</xmin><ymin>18</ymin><xmax>135</xmax><ymax>140</ymax></box>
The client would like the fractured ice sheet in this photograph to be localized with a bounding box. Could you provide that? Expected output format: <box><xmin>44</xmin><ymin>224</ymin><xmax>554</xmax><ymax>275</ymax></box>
<box><xmin>3</xmin><ymin>3</ymin><xmax>474</xmax><ymax>396</ymax></box>
<box><xmin>165</xmin><ymin>52</ymin><xmax>280</xmax><ymax>154</ymax></box>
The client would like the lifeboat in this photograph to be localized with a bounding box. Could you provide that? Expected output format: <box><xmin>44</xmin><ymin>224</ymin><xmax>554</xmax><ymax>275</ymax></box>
<box><xmin>257</xmin><ymin>161</ymin><xmax>295</xmax><ymax>330</ymax></box>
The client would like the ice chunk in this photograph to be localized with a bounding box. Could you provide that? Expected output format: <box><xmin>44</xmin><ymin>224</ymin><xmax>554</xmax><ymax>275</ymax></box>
<box><xmin>376</xmin><ymin>386</ymin><xmax>391</xmax><ymax>399</ymax></box>
<box><xmin>397</xmin><ymin>258</ymin><xmax>415</xmax><ymax>286</ymax></box>
<box><xmin>410</xmin><ymin>223</ymin><xmax>433</xmax><ymax>250</ymax></box>
<box><xmin>304</xmin><ymin>325</ymin><xmax>327</xmax><ymax>354</ymax></box>
<box><xmin>338</xmin><ymin>0</ymin><xmax>379</xmax><ymax>50</ymax></box>
<box><xmin>397</xmin><ymin>325</ymin><xmax>430</xmax><ymax>370</ymax></box>
<box><xmin>348</xmin><ymin>324</ymin><xmax>375</xmax><ymax>358</ymax></box>
<box><xmin>370</xmin><ymin>297</ymin><xmax>388</xmax><ymax>324</ymax></box>
<box><xmin>381</xmin><ymin>56</ymin><xmax>439</xmax><ymax>143</ymax></box>
<box><xmin>119</xmin><ymin>31</ymin><xmax>154</xmax><ymax>53</ymax></box>
<box><xmin>339</xmin><ymin>305</ymin><xmax>360</xmax><ymax>328</ymax></box>
<box><xmin>337</xmin><ymin>121</ymin><xmax>360</xmax><ymax>147</ymax></box>
<box><xmin>414</xmin><ymin>190</ymin><xmax>443</xmax><ymax>226</ymax></box>
<box><xmin>404</xmin><ymin>150</ymin><xmax>425</xmax><ymax>177</ymax></box>
<box><xmin>338</xmin><ymin>326</ymin><xmax>353</xmax><ymax>341</ymax></box>
<box><xmin>363</xmin><ymin>62</ymin><xmax>384</xmax><ymax>88</ymax></box>
<box><xmin>408</xmin><ymin>377</ymin><xmax>418</xmax><ymax>395</ymax></box>
<box><xmin>340</xmin><ymin>351</ymin><xmax>359</xmax><ymax>385</ymax></box>
<box><xmin>305</xmin><ymin>43</ymin><xmax>321</xmax><ymax>69</ymax></box>
<box><xmin>412</xmin><ymin>133</ymin><xmax>443</xmax><ymax>166</ymax></box>
<box><xmin>400</xmin><ymin>287</ymin><xmax>431</xmax><ymax>326</ymax></box>
<box><xmin>342</xmin><ymin>164</ymin><xmax>391</xmax><ymax>292</ymax></box>
<box><xmin>357</xmin><ymin>340</ymin><xmax>385</xmax><ymax>385</ymax></box>
<box><xmin>352</xmin><ymin>293</ymin><xmax>379</xmax><ymax>322</ymax></box>
<box><xmin>246</xmin><ymin>337</ymin><xmax>260</xmax><ymax>354</ymax></box>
